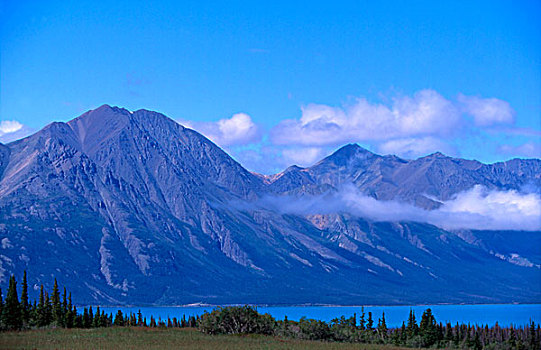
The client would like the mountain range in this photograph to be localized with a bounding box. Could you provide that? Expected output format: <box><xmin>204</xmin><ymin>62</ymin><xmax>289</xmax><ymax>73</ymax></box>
<box><xmin>0</xmin><ymin>105</ymin><xmax>539</xmax><ymax>305</ymax></box>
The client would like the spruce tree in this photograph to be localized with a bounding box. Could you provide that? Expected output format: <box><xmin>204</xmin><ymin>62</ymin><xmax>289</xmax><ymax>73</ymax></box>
<box><xmin>0</xmin><ymin>287</ymin><xmax>3</xmax><ymax>325</ymax></box>
<box><xmin>419</xmin><ymin>308</ymin><xmax>438</xmax><ymax>347</ymax></box>
<box><xmin>377</xmin><ymin>312</ymin><xmax>387</xmax><ymax>341</ymax></box>
<box><xmin>407</xmin><ymin>309</ymin><xmax>418</xmax><ymax>338</ymax></box>
<box><xmin>2</xmin><ymin>275</ymin><xmax>22</xmax><ymax>330</ymax></box>
<box><xmin>529</xmin><ymin>320</ymin><xmax>539</xmax><ymax>350</ymax></box>
<box><xmin>473</xmin><ymin>331</ymin><xmax>482</xmax><ymax>350</ymax></box>
<box><xmin>137</xmin><ymin>309</ymin><xmax>143</xmax><ymax>326</ymax></box>
<box><xmin>114</xmin><ymin>310</ymin><xmax>125</xmax><ymax>326</ymax></box>
<box><xmin>66</xmin><ymin>293</ymin><xmax>74</xmax><ymax>328</ymax></box>
<box><xmin>20</xmin><ymin>271</ymin><xmax>29</xmax><ymax>324</ymax></box>
<box><xmin>37</xmin><ymin>285</ymin><xmax>46</xmax><ymax>326</ymax></box>
<box><xmin>367</xmin><ymin>311</ymin><xmax>374</xmax><ymax>331</ymax></box>
<box><xmin>400</xmin><ymin>321</ymin><xmax>407</xmax><ymax>344</ymax></box>
<box><xmin>61</xmin><ymin>287</ymin><xmax>67</xmax><ymax>326</ymax></box>
<box><xmin>508</xmin><ymin>326</ymin><xmax>517</xmax><ymax>348</ymax></box>
<box><xmin>51</xmin><ymin>278</ymin><xmax>62</xmax><ymax>324</ymax></box>
<box><xmin>93</xmin><ymin>306</ymin><xmax>101</xmax><ymax>327</ymax></box>
<box><xmin>82</xmin><ymin>307</ymin><xmax>90</xmax><ymax>328</ymax></box>
<box><xmin>359</xmin><ymin>307</ymin><xmax>366</xmax><ymax>330</ymax></box>
<box><xmin>88</xmin><ymin>306</ymin><xmax>94</xmax><ymax>328</ymax></box>
<box><xmin>74</xmin><ymin>306</ymin><xmax>83</xmax><ymax>328</ymax></box>
<box><xmin>44</xmin><ymin>291</ymin><xmax>52</xmax><ymax>325</ymax></box>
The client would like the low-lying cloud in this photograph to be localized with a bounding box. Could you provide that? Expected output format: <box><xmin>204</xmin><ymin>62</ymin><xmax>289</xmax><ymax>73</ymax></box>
<box><xmin>248</xmin><ymin>185</ymin><xmax>541</xmax><ymax>231</ymax></box>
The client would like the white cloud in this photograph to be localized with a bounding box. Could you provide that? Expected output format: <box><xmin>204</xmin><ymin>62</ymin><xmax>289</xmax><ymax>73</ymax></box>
<box><xmin>499</xmin><ymin>142</ymin><xmax>541</xmax><ymax>158</ymax></box>
<box><xmin>0</xmin><ymin>120</ymin><xmax>33</xmax><ymax>143</ymax></box>
<box><xmin>458</xmin><ymin>94</ymin><xmax>515</xmax><ymax>126</ymax></box>
<box><xmin>270</xmin><ymin>89</ymin><xmax>461</xmax><ymax>146</ymax></box>
<box><xmin>0</xmin><ymin>120</ymin><xmax>23</xmax><ymax>134</ymax></box>
<box><xmin>436</xmin><ymin>185</ymin><xmax>541</xmax><ymax>230</ymax></box>
<box><xmin>250</xmin><ymin>185</ymin><xmax>541</xmax><ymax>231</ymax></box>
<box><xmin>378</xmin><ymin>137</ymin><xmax>455</xmax><ymax>159</ymax></box>
<box><xmin>180</xmin><ymin>113</ymin><xmax>261</xmax><ymax>147</ymax></box>
<box><xmin>282</xmin><ymin>147</ymin><xmax>327</xmax><ymax>167</ymax></box>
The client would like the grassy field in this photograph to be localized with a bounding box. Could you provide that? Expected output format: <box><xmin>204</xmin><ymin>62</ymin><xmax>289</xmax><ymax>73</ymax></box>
<box><xmin>0</xmin><ymin>327</ymin><xmax>414</xmax><ymax>350</ymax></box>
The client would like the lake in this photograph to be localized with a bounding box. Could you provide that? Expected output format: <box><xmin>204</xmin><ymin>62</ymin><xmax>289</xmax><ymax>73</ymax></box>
<box><xmin>96</xmin><ymin>304</ymin><xmax>540</xmax><ymax>327</ymax></box>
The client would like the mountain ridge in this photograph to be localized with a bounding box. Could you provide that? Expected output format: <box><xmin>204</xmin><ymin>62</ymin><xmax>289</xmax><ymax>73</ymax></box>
<box><xmin>0</xmin><ymin>105</ymin><xmax>539</xmax><ymax>305</ymax></box>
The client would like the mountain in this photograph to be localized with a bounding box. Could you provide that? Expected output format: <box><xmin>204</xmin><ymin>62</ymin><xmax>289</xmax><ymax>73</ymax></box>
<box><xmin>0</xmin><ymin>105</ymin><xmax>539</xmax><ymax>305</ymax></box>
<box><xmin>268</xmin><ymin>143</ymin><xmax>541</xmax><ymax>208</ymax></box>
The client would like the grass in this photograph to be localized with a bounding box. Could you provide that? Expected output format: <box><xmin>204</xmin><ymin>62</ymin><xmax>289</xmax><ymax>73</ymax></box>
<box><xmin>0</xmin><ymin>327</ymin><xmax>413</xmax><ymax>350</ymax></box>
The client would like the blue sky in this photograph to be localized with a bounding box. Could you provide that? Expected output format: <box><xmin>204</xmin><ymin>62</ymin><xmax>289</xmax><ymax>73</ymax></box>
<box><xmin>1</xmin><ymin>0</ymin><xmax>540</xmax><ymax>174</ymax></box>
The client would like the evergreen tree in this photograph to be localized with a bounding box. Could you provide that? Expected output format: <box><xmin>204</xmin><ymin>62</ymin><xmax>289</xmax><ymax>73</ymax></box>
<box><xmin>377</xmin><ymin>312</ymin><xmax>388</xmax><ymax>341</ymax></box>
<box><xmin>66</xmin><ymin>293</ymin><xmax>74</xmax><ymax>328</ymax></box>
<box><xmin>88</xmin><ymin>306</ymin><xmax>94</xmax><ymax>327</ymax></box>
<box><xmin>51</xmin><ymin>278</ymin><xmax>62</xmax><ymax>324</ymax></box>
<box><xmin>359</xmin><ymin>307</ymin><xmax>365</xmax><ymax>330</ymax></box>
<box><xmin>400</xmin><ymin>321</ymin><xmax>407</xmax><ymax>344</ymax></box>
<box><xmin>73</xmin><ymin>306</ymin><xmax>83</xmax><ymax>328</ymax></box>
<box><xmin>61</xmin><ymin>287</ymin><xmax>67</xmax><ymax>326</ymax></box>
<box><xmin>509</xmin><ymin>326</ymin><xmax>517</xmax><ymax>348</ymax></box>
<box><xmin>37</xmin><ymin>285</ymin><xmax>45</xmax><ymax>326</ymax></box>
<box><xmin>93</xmin><ymin>306</ymin><xmax>101</xmax><ymax>327</ymax></box>
<box><xmin>101</xmin><ymin>310</ymin><xmax>108</xmax><ymax>327</ymax></box>
<box><xmin>0</xmin><ymin>287</ymin><xmax>4</xmax><ymax>326</ymax></box>
<box><xmin>2</xmin><ymin>275</ymin><xmax>22</xmax><ymax>330</ymax></box>
<box><xmin>419</xmin><ymin>308</ymin><xmax>438</xmax><ymax>347</ymax></box>
<box><xmin>82</xmin><ymin>307</ymin><xmax>90</xmax><ymax>328</ymax></box>
<box><xmin>114</xmin><ymin>310</ymin><xmax>124</xmax><ymax>326</ymax></box>
<box><xmin>44</xmin><ymin>291</ymin><xmax>52</xmax><ymax>325</ymax></box>
<box><xmin>473</xmin><ymin>331</ymin><xmax>482</xmax><ymax>350</ymax></box>
<box><xmin>444</xmin><ymin>322</ymin><xmax>453</xmax><ymax>342</ymax></box>
<box><xmin>20</xmin><ymin>271</ymin><xmax>29</xmax><ymax>324</ymax></box>
<box><xmin>29</xmin><ymin>300</ymin><xmax>37</xmax><ymax>327</ymax></box>
<box><xmin>367</xmin><ymin>312</ymin><xmax>374</xmax><ymax>331</ymax></box>
<box><xmin>137</xmin><ymin>309</ymin><xmax>143</xmax><ymax>326</ymax></box>
<box><xmin>407</xmin><ymin>309</ymin><xmax>418</xmax><ymax>337</ymax></box>
<box><xmin>465</xmin><ymin>325</ymin><xmax>472</xmax><ymax>348</ymax></box>
<box><xmin>529</xmin><ymin>320</ymin><xmax>539</xmax><ymax>350</ymax></box>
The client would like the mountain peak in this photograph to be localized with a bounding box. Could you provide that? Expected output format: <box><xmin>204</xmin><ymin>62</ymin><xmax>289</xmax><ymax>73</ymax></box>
<box><xmin>335</xmin><ymin>143</ymin><xmax>372</xmax><ymax>155</ymax></box>
<box><xmin>68</xmin><ymin>105</ymin><xmax>132</xmax><ymax>149</ymax></box>
<box><xmin>316</xmin><ymin>143</ymin><xmax>375</xmax><ymax>168</ymax></box>
<box><xmin>421</xmin><ymin>151</ymin><xmax>450</xmax><ymax>160</ymax></box>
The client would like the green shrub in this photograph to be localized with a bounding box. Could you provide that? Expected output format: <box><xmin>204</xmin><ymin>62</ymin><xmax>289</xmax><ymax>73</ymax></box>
<box><xmin>198</xmin><ymin>306</ymin><xmax>276</xmax><ymax>335</ymax></box>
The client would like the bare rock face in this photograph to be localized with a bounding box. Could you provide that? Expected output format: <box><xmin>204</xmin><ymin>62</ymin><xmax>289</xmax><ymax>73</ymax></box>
<box><xmin>0</xmin><ymin>105</ymin><xmax>539</xmax><ymax>305</ymax></box>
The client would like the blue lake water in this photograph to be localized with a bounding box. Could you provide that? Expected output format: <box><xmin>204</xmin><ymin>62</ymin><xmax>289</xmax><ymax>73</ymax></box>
<box><xmin>96</xmin><ymin>304</ymin><xmax>540</xmax><ymax>328</ymax></box>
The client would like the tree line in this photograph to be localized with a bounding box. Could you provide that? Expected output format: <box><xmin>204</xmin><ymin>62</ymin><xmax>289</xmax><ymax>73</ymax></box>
<box><xmin>0</xmin><ymin>272</ymin><xmax>198</xmax><ymax>331</ymax></box>
<box><xmin>198</xmin><ymin>306</ymin><xmax>540</xmax><ymax>350</ymax></box>
<box><xmin>1</xmin><ymin>273</ymin><xmax>539</xmax><ymax>349</ymax></box>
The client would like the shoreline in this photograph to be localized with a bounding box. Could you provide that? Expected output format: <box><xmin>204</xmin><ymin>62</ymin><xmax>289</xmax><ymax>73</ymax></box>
<box><xmin>86</xmin><ymin>302</ymin><xmax>540</xmax><ymax>308</ymax></box>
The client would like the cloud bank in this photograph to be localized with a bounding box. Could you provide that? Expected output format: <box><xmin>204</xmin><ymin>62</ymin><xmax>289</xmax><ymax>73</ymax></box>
<box><xmin>249</xmin><ymin>185</ymin><xmax>541</xmax><ymax>231</ymax></box>
<box><xmin>270</xmin><ymin>90</ymin><xmax>462</xmax><ymax>146</ymax></box>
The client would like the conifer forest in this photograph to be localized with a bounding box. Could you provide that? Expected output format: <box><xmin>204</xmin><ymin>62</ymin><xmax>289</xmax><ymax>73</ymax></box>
<box><xmin>0</xmin><ymin>273</ymin><xmax>539</xmax><ymax>349</ymax></box>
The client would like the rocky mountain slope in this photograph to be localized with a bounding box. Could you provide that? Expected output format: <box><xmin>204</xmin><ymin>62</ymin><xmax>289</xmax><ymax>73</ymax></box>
<box><xmin>0</xmin><ymin>105</ymin><xmax>539</xmax><ymax>305</ymax></box>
